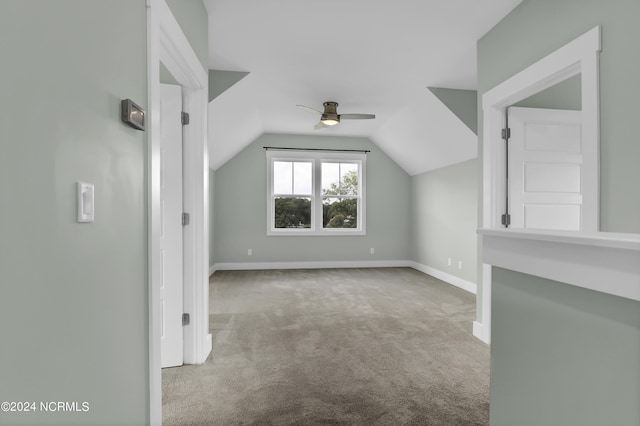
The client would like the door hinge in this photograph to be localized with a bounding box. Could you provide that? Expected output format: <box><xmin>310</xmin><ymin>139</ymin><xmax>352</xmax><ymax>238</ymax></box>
<box><xmin>182</xmin><ymin>313</ymin><xmax>190</xmax><ymax>326</ymax></box>
<box><xmin>182</xmin><ymin>212</ymin><xmax>190</xmax><ymax>226</ymax></box>
<box><xmin>501</xmin><ymin>127</ymin><xmax>511</xmax><ymax>140</ymax></box>
<box><xmin>501</xmin><ymin>214</ymin><xmax>511</xmax><ymax>227</ymax></box>
<box><xmin>181</xmin><ymin>111</ymin><xmax>190</xmax><ymax>125</ymax></box>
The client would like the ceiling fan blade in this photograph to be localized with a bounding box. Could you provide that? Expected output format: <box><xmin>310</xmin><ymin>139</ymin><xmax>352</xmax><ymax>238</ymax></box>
<box><xmin>314</xmin><ymin>121</ymin><xmax>327</xmax><ymax>130</ymax></box>
<box><xmin>297</xmin><ymin>105</ymin><xmax>322</xmax><ymax>115</ymax></box>
<box><xmin>340</xmin><ymin>114</ymin><xmax>376</xmax><ymax>120</ymax></box>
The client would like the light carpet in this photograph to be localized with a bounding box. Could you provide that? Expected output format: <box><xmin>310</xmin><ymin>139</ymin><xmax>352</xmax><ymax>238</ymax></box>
<box><xmin>163</xmin><ymin>267</ymin><xmax>489</xmax><ymax>425</ymax></box>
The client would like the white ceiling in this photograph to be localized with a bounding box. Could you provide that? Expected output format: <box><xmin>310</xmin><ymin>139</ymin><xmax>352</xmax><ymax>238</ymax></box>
<box><xmin>203</xmin><ymin>0</ymin><xmax>522</xmax><ymax>175</ymax></box>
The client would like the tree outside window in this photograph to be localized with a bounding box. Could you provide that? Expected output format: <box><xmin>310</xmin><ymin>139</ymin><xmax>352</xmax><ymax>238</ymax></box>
<box><xmin>322</xmin><ymin>165</ymin><xmax>358</xmax><ymax>229</ymax></box>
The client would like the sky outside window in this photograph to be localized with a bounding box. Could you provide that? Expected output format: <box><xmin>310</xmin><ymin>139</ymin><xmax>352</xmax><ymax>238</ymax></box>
<box><xmin>322</xmin><ymin>162</ymin><xmax>358</xmax><ymax>195</ymax></box>
<box><xmin>274</xmin><ymin>161</ymin><xmax>312</xmax><ymax>195</ymax></box>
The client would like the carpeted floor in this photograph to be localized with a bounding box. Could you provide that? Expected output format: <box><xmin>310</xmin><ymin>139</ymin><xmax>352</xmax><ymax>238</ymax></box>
<box><xmin>162</xmin><ymin>267</ymin><xmax>490</xmax><ymax>425</ymax></box>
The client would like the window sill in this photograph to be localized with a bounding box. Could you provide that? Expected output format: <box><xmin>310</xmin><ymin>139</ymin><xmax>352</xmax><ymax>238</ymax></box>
<box><xmin>267</xmin><ymin>229</ymin><xmax>366</xmax><ymax>237</ymax></box>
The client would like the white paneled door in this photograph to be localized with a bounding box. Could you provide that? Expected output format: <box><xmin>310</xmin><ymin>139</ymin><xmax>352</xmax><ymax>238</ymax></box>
<box><xmin>508</xmin><ymin>107</ymin><xmax>585</xmax><ymax>231</ymax></box>
<box><xmin>160</xmin><ymin>84</ymin><xmax>184</xmax><ymax>368</ymax></box>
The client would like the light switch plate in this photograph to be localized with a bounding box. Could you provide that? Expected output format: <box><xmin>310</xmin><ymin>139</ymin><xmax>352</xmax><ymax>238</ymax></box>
<box><xmin>77</xmin><ymin>182</ymin><xmax>94</xmax><ymax>223</ymax></box>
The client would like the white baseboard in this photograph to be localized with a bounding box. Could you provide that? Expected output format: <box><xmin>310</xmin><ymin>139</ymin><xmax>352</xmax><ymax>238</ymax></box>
<box><xmin>213</xmin><ymin>260</ymin><xmax>413</xmax><ymax>271</ymax></box>
<box><xmin>213</xmin><ymin>260</ymin><xmax>476</xmax><ymax>293</ymax></box>
<box><xmin>473</xmin><ymin>321</ymin><xmax>490</xmax><ymax>344</ymax></box>
<box><xmin>209</xmin><ymin>264</ymin><xmax>217</xmax><ymax>276</ymax></box>
<box><xmin>409</xmin><ymin>262</ymin><xmax>477</xmax><ymax>294</ymax></box>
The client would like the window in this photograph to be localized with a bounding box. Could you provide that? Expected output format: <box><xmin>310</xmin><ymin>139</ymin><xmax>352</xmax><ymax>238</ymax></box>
<box><xmin>267</xmin><ymin>150</ymin><xmax>366</xmax><ymax>235</ymax></box>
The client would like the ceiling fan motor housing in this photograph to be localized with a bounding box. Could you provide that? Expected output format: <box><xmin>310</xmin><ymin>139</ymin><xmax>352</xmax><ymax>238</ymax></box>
<box><xmin>322</xmin><ymin>101</ymin><xmax>340</xmax><ymax>124</ymax></box>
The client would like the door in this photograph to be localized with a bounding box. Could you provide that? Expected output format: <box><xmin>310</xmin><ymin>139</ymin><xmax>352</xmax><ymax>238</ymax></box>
<box><xmin>508</xmin><ymin>107</ymin><xmax>585</xmax><ymax>231</ymax></box>
<box><xmin>160</xmin><ymin>84</ymin><xmax>184</xmax><ymax>368</ymax></box>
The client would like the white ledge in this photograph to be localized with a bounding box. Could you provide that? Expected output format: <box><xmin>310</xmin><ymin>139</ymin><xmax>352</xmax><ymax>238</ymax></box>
<box><xmin>478</xmin><ymin>228</ymin><xmax>640</xmax><ymax>302</ymax></box>
<box><xmin>479</xmin><ymin>228</ymin><xmax>640</xmax><ymax>250</ymax></box>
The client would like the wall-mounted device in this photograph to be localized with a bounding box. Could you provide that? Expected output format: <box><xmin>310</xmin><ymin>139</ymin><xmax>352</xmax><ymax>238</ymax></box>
<box><xmin>121</xmin><ymin>98</ymin><xmax>145</xmax><ymax>130</ymax></box>
<box><xmin>77</xmin><ymin>182</ymin><xmax>95</xmax><ymax>223</ymax></box>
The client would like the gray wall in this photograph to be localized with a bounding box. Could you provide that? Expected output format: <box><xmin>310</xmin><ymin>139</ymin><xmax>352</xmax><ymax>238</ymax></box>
<box><xmin>428</xmin><ymin>88</ymin><xmax>478</xmax><ymax>135</ymax></box>
<box><xmin>166</xmin><ymin>0</ymin><xmax>209</xmax><ymax>70</ymax></box>
<box><xmin>478</xmin><ymin>0</ymin><xmax>640</xmax><ymax>233</ymax></box>
<box><xmin>411</xmin><ymin>160</ymin><xmax>478</xmax><ymax>283</ymax></box>
<box><xmin>160</xmin><ymin>62</ymin><xmax>179</xmax><ymax>85</ymax></box>
<box><xmin>214</xmin><ymin>134</ymin><xmax>411</xmax><ymax>264</ymax></box>
<box><xmin>514</xmin><ymin>74</ymin><xmax>581</xmax><ymax>110</ymax></box>
<box><xmin>209</xmin><ymin>70</ymin><xmax>250</xmax><ymax>102</ymax></box>
<box><xmin>491</xmin><ymin>268</ymin><xmax>640</xmax><ymax>425</ymax></box>
<box><xmin>0</xmin><ymin>1</ymin><xmax>148</xmax><ymax>424</ymax></box>
<box><xmin>478</xmin><ymin>1</ymin><xmax>640</xmax><ymax>424</ymax></box>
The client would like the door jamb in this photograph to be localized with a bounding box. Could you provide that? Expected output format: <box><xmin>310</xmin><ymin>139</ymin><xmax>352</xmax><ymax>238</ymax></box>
<box><xmin>474</xmin><ymin>26</ymin><xmax>601</xmax><ymax>344</ymax></box>
<box><xmin>147</xmin><ymin>1</ymin><xmax>210</xmax><ymax>423</ymax></box>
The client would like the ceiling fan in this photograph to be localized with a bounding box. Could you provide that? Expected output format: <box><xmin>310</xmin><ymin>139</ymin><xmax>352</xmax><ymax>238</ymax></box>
<box><xmin>297</xmin><ymin>101</ymin><xmax>375</xmax><ymax>130</ymax></box>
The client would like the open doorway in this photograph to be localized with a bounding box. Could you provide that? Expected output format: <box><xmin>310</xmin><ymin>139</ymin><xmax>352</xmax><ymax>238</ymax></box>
<box><xmin>147</xmin><ymin>0</ymin><xmax>211</xmax><ymax>422</ymax></box>
<box><xmin>474</xmin><ymin>26</ymin><xmax>601</xmax><ymax>344</ymax></box>
<box><xmin>503</xmin><ymin>74</ymin><xmax>590</xmax><ymax>231</ymax></box>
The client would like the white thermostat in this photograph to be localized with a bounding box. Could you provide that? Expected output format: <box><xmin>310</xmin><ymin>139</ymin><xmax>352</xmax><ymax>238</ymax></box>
<box><xmin>77</xmin><ymin>182</ymin><xmax>95</xmax><ymax>223</ymax></box>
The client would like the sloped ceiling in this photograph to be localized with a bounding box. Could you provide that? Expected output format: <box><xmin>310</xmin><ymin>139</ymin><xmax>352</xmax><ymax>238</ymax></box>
<box><xmin>204</xmin><ymin>0</ymin><xmax>522</xmax><ymax>175</ymax></box>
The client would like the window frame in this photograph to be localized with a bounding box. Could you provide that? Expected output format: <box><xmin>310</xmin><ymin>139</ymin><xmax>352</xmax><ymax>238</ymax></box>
<box><xmin>267</xmin><ymin>150</ymin><xmax>366</xmax><ymax>236</ymax></box>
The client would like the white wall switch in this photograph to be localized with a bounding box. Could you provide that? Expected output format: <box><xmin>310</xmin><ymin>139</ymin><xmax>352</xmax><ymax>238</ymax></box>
<box><xmin>77</xmin><ymin>182</ymin><xmax>94</xmax><ymax>223</ymax></box>
<box><xmin>458</xmin><ymin>260</ymin><xmax>463</xmax><ymax>270</ymax></box>
<box><xmin>370</xmin><ymin>248</ymin><xmax>375</xmax><ymax>254</ymax></box>
<box><xmin>247</xmin><ymin>248</ymin><xmax>252</xmax><ymax>256</ymax></box>
<box><xmin>447</xmin><ymin>258</ymin><xmax>452</xmax><ymax>266</ymax></box>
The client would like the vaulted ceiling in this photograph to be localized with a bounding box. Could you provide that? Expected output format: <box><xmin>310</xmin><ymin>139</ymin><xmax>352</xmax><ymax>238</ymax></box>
<box><xmin>203</xmin><ymin>0</ymin><xmax>522</xmax><ymax>175</ymax></box>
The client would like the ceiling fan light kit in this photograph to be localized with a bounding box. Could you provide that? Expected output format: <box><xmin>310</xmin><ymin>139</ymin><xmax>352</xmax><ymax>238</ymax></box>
<box><xmin>298</xmin><ymin>101</ymin><xmax>375</xmax><ymax>130</ymax></box>
<box><xmin>321</xmin><ymin>117</ymin><xmax>340</xmax><ymax>126</ymax></box>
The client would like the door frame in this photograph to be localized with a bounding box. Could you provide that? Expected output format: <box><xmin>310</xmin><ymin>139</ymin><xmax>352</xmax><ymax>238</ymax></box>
<box><xmin>147</xmin><ymin>1</ymin><xmax>210</xmax><ymax>423</ymax></box>
<box><xmin>474</xmin><ymin>26</ymin><xmax>601</xmax><ymax>344</ymax></box>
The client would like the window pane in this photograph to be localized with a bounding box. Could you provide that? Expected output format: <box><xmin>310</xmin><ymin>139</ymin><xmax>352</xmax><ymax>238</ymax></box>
<box><xmin>274</xmin><ymin>161</ymin><xmax>292</xmax><ymax>194</ymax></box>
<box><xmin>323</xmin><ymin>197</ymin><xmax>358</xmax><ymax>228</ymax></box>
<box><xmin>322</xmin><ymin>162</ymin><xmax>358</xmax><ymax>196</ymax></box>
<box><xmin>293</xmin><ymin>162</ymin><xmax>312</xmax><ymax>194</ymax></box>
<box><xmin>340</xmin><ymin>163</ymin><xmax>358</xmax><ymax>196</ymax></box>
<box><xmin>321</xmin><ymin>163</ymin><xmax>339</xmax><ymax>194</ymax></box>
<box><xmin>274</xmin><ymin>197</ymin><xmax>312</xmax><ymax>228</ymax></box>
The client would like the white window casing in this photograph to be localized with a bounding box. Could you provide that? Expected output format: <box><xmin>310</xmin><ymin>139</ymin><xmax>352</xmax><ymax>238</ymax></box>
<box><xmin>266</xmin><ymin>150</ymin><xmax>366</xmax><ymax>236</ymax></box>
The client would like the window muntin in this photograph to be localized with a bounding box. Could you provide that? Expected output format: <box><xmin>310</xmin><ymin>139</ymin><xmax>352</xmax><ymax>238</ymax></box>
<box><xmin>267</xmin><ymin>151</ymin><xmax>366</xmax><ymax>235</ymax></box>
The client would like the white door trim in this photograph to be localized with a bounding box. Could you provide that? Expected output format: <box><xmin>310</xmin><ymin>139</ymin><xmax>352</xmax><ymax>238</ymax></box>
<box><xmin>147</xmin><ymin>1</ymin><xmax>210</xmax><ymax>424</ymax></box>
<box><xmin>475</xmin><ymin>26</ymin><xmax>601</xmax><ymax>344</ymax></box>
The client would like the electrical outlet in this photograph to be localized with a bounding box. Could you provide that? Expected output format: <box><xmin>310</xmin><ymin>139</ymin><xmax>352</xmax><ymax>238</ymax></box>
<box><xmin>447</xmin><ymin>258</ymin><xmax>452</xmax><ymax>267</ymax></box>
<box><xmin>458</xmin><ymin>260</ymin><xmax>463</xmax><ymax>270</ymax></box>
<box><xmin>248</xmin><ymin>248</ymin><xmax>252</xmax><ymax>256</ymax></box>
<box><xmin>370</xmin><ymin>248</ymin><xmax>375</xmax><ymax>255</ymax></box>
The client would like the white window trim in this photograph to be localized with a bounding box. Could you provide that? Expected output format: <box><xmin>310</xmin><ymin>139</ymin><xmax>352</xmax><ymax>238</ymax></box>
<box><xmin>266</xmin><ymin>150</ymin><xmax>367</xmax><ymax>236</ymax></box>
